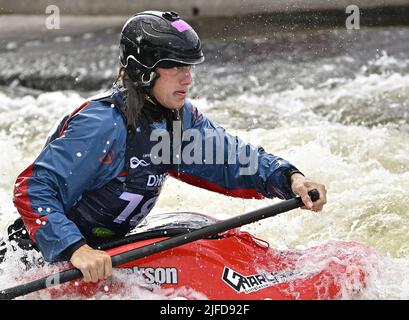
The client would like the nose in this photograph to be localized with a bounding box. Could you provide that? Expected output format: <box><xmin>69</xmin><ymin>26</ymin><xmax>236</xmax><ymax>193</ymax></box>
<box><xmin>180</xmin><ymin>67</ymin><xmax>193</xmax><ymax>86</ymax></box>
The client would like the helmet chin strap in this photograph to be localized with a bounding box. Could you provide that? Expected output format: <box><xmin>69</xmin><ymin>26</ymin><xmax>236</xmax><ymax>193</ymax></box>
<box><xmin>144</xmin><ymin>90</ymin><xmax>160</xmax><ymax>106</ymax></box>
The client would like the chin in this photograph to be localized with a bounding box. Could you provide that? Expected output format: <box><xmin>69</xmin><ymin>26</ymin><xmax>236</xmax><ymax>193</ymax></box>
<box><xmin>161</xmin><ymin>101</ymin><xmax>183</xmax><ymax>110</ymax></box>
<box><xmin>173</xmin><ymin>100</ymin><xmax>186</xmax><ymax>109</ymax></box>
<box><xmin>165</xmin><ymin>104</ymin><xmax>182</xmax><ymax>110</ymax></box>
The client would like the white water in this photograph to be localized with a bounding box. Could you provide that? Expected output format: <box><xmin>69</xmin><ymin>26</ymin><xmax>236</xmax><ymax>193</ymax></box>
<box><xmin>1</xmin><ymin>44</ymin><xmax>409</xmax><ymax>299</ymax></box>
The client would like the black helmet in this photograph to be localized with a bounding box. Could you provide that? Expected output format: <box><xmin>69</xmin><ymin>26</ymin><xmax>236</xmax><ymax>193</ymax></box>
<box><xmin>119</xmin><ymin>11</ymin><xmax>204</xmax><ymax>84</ymax></box>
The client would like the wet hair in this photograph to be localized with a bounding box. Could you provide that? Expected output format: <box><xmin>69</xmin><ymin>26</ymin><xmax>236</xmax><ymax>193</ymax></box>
<box><xmin>114</xmin><ymin>67</ymin><xmax>146</xmax><ymax>131</ymax></box>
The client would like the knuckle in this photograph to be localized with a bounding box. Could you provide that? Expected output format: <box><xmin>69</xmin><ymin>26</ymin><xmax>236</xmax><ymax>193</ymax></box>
<box><xmin>82</xmin><ymin>263</ymin><xmax>91</xmax><ymax>271</ymax></box>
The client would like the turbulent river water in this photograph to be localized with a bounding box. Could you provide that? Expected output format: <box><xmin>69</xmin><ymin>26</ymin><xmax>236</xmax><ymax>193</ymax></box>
<box><xmin>0</xmin><ymin>24</ymin><xmax>408</xmax><ymax>299</ymax></box>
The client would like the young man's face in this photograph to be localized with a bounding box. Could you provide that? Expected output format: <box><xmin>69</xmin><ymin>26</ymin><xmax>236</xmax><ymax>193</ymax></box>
<box><xmin>151</xmin><ymin>66</ymin><xmax>193</xmax><ymax>109</ymax></box>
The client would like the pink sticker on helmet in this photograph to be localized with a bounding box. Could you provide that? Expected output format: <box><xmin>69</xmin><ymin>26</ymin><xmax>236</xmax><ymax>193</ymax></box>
<box><xmin>171</xmin><ymin>20</ymin><xmax>192</xmax><ymax>32</ymax></box>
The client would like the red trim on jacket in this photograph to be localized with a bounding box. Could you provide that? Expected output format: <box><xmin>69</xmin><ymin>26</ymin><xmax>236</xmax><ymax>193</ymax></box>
<box><xmin>168</xmin><ymin>169</ymin><xmax>264</xmax><ymax>200</ymax></box>
<box><xmin>59</xmin><ymin>101</ymin><xmax>91</xmax><ymax>136</ymax></box>
<box><xmin>13</xmin><ymin>165</ymin><xmax>47</xmax><ymax>241</ymax></box>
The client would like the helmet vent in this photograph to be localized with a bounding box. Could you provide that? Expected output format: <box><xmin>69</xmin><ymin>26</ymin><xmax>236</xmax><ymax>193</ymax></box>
<box><xmin>163</xmin><ymin>11</ymin><xmax>179</xmax><ymax>21</ymax></box>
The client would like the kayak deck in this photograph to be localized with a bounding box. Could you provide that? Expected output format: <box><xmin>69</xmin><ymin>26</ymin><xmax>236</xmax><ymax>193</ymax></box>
<box><xmin>49</xmin><ymin>215</ymin><xmax>370</xmax><ymax>299</ymax></box>
<box><xmin>6</xmin><ymin>212</ymin><xmax>371</xmax><ymax>299</ymax></box>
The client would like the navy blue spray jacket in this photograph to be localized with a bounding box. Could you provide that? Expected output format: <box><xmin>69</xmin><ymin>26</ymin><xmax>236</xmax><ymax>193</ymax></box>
<box><xmin>13</xmin><ymin>88</ymin><xmax>301</xmax><ymax>262</ymax></box>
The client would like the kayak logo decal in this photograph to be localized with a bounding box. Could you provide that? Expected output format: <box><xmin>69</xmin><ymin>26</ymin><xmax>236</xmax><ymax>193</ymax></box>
<box><xmin>125</xmin><ymin>266</ymin><xmax>178</xmax><ymax>285</ymax></box>
<box><xmin>222</xmin><ymin>266</ymin><xmax>309</xmax><ymax>294</ymax></box>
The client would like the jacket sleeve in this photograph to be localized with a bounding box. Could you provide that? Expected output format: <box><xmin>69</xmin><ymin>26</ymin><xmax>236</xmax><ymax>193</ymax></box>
<box><xmin>13</xmin><ymin>102</ymin><xmax>125</xmax><ymax>262</ymax></box>
<box><xmin>168</xmin><ymin>102</ymin><xmax>302</xmax><ymax>200</ymax></box>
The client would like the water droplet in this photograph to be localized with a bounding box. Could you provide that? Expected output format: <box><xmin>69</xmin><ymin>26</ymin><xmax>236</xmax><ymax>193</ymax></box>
<box><xmin>114</xmin><ymin>123</ymin><xmax>117</xmax><ymax>126</ymax></box>
<box><xmin>106</xmin><ymin>141</ymin><xmax>110</xmax><ymax>145</ymax></box>
<box><xmin>103</xmin><ymin>150</ymin><xmax>106</xmax><ymax>153</ymax></box>
<box><xmin>104</xmin><ymin>285</ymin><xmax>109</xmax><ymax>292</ymax></box>
<box><xmin>77</xmin><ymin>152</ymin><xmax>82</xmax><ymax>157</ymax></box>
<box><xmin>110</xmin><ymin>104</ymin><xmax>115</xmax><ymax>108</ymax></box>
<box><xmin>36</xmin><ymin>219</ymin><xmax>41</xmax><ymax>225</ymax></box>
<box><xmin>37</xmin><ymin>207</ymin><xmax>43</xmax><ymax>213</ymax></box>
<box><xmin>74</xmin><ymin>282</ymin><xmax>79</xmax><ymax>286</ymax></box>
<box><xmin>42</xmin><ymin>221</ymin><xmax>47</xmax><ymax>225</ymax></box>
<box><xmin>46</xmin><ymin>207</ymin><xmax>51</xmax><ymax>212</ymax></box>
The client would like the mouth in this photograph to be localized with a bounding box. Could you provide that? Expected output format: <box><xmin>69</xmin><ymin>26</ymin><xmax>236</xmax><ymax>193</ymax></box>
<box><xmin>174</xmin><ymin>90</ymin><xmax>187</xmax><ymax>97</ymax></box>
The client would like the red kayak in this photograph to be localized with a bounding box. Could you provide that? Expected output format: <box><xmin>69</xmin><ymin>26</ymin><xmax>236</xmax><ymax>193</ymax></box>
<box><xmin>39</xmin><ymin>212</ymin><xmax>371</xmax><ymax>300</ymax></box>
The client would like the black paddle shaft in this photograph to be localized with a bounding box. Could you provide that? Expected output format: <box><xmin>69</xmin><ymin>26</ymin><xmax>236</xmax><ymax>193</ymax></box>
<box><xmin>0</xmin><ymin>189</ymin><xmax>319</xmax><ymax>300</ymax></box>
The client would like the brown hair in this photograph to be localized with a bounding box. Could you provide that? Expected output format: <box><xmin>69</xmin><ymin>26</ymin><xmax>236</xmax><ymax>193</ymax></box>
<box><xmin>115</xmin><ymin>67</ymin><xmax>145</xmax><ymax>131</ymax></box>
